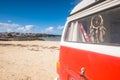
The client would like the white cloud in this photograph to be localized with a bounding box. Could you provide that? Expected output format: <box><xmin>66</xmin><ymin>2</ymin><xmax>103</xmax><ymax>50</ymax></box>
<box><xmin>0</xmin><ymin>22</ymin><xmax>35</xmax><ymax>32</ymax></box>
<box><xmin>43</xmin><ymin>26</ymin><xmax>64</xmax><ymax>34</ymax></box>
<box><xmin>45</xmin><ymin>27</ymin><xmax>54</xmax><ymax>32</ymax></box>
<box><xmin>17</xmin><ymin>25</ymin><xmax>34</xmax><ymax>32</ymax></box>
<box><xmin>57</xmin><ymin>25</ymin><xmax>64</xmax><ymax>30</ymax></box>
<box><xmin>0</xmin><ymin>22</ymin><xmax>20</xmax><ymax>32</ymax></box>
<box><xmin>6</xmin><ymin>28</ymin><xmax>12</xmax><ymax>32</ymax></box>
<box><xmin>17</xmin><ymin>27</ymin><xmax>25</xmax><ymax>31</ymax></box>
<box><xmin>25</xmin><ymin>25</ymin><xmax>34</xmax><ymax>31</ymax></box>
<box><xmin>0</xmin><ymin>22</ymin><xmax>63</xmax><ymax>34</ymax></box>
<box><xmin>0</xmin><ymin>22</ymin><xmax>19</xmax><ymax>28</ymax></box>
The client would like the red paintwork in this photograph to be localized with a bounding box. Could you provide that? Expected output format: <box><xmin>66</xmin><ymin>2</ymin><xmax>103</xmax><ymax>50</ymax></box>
<box><xmin>58</xmin><ymin>46</ymin><xmax>120</xmax><ymax>80</ymax></box>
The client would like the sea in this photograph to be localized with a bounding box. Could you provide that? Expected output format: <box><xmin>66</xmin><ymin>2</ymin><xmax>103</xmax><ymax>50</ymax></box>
<box><xmin>39</xmin><ymin>36</ymin><xmax>61</xmax><ymax>41</ymax></box>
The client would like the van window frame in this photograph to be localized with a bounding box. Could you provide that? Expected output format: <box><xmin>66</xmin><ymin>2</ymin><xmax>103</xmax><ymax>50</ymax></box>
<box><xmin>64</xmin><ymin>6</ymin><xmax>120</xmax><ymax>46</ymax></box>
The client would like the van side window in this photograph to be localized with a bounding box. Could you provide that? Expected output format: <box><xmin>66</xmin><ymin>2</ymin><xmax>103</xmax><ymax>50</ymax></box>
<box><xmin>65</xmin><ymin>21</ymin><xmax>86</xmax><ymax>42</ymax></box>
<box><xmin>89</xmin><ymin>7</ymin><xmax>120</xmax><ymax>45</ymax></box>
<box><xmin>65</xmin><ymin>22</ymin><xmax>77</xmax><ymax>42</ymax></box>
<box><xmin>64</xmin><ymin>7</ymin><xmax>120</xmax><ymax>46</ymax></box>
<box><xmin>78</xmin><ymin>22</ymin><xmax>91</xmax><ymax>43</ymax></box>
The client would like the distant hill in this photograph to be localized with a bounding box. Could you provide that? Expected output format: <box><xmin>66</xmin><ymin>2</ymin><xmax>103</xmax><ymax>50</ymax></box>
<box><xmin>0</xmin><ymin>32</ymin><xmax>61</xmax><ymax>41</ymax></box>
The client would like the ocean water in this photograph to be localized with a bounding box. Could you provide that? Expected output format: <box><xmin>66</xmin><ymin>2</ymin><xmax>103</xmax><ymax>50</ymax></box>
<box><xmin>39</xmin><ymin>36</ymin><xmax>61</xmax><ymax>41</ymax></box>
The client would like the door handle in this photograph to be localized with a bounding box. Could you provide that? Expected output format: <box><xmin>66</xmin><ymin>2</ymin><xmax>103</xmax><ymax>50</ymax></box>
<box><xmin>80</xmin><ymin>67</ymin><xmax>88</xmax><ymax>80</ymax></box>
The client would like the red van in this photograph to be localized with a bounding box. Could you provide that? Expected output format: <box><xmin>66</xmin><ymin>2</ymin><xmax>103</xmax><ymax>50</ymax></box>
<box><xmin>56</xmin><ymin>0</ymin><xmax>120</xmax><ymax>80</ymax></box>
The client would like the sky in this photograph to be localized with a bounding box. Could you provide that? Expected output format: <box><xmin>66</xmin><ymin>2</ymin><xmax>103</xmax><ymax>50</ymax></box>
<box><xmin>0</xmin><ymin>0</ymin><xmax>81</xmax><ymax>35</ymax></box>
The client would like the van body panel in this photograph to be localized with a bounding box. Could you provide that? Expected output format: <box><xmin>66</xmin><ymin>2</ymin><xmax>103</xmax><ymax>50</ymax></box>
<box><xmin>57</xmin><ymin>0</ymin><xmax>120</xmax><ymax>80</ymax></box>
<box><xmin>59</xmin><ymin>46</ymin><xmax>120</xmax><ymax>80</ymax></box>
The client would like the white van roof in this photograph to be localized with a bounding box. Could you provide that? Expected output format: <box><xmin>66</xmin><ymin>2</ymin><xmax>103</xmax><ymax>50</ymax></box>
<box><xmin>70</xmin><ymin>0</ymin><xmax>98</xmax><ymax>14</ymax></box>
<box><xmin>68</xmin><ymin>0</ymin><xmax>119</xmax><ymax>22</ymax></box>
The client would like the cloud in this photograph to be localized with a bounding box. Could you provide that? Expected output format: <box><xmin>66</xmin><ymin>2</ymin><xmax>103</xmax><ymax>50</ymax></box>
<box><xmin>43</xmin><ymin>26</ymin><xmax>64</xmax><ymax>34</ymax></box>
<box><xmin>17</xmin><ymin>25</ymin><xmax>34</xmax><ymax>32</ymax></box>
<box><xmin>0</xmin><ymin>22</ymin><xmax>35</xmax><ymax>32</ymax></box>
<box><xmin>17</xmin><ymin>27</ymin><xmax>24</xmax><ymax>31</ymax></box>
<box><xmin>0</xmin><ymin>22</ymin><xmax>20</xmax><ymax>32</ymax></box>
<box><xmin>0</xmin><ymin>22</ymin><xmax>63</xmax><ymax>34</ymax></box>
<box><xmin>7</xmin><ymin>29</ymin><xmax>12</xmax><ymax>32</ymax></box>
<box><xmin>25</xmin><ymin>25</ymin><xmax>34</xmax><ymax>31</ymax></box>
<box><xmin>57</xmin><ymin>25</ymin><xmax>64</xmax><ymax>30</ymax></box>
<box><xmin>45</xmin><ymin>27</ymin><xmax>54</xmax><ymax>32</ymax></box>
<box><xmin>0</xmin><ymin>22</ymin><xmax>19</xmax><ymax>28</ymax></box>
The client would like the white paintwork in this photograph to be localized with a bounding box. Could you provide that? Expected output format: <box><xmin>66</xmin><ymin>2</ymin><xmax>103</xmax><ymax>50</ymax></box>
<box><xmin>68</xmin><ymin>0</ymin><xmax>120</xmax><ymax>22</ymax></box>
<box><xmin>70</xmin><ymin>0</ymin><xmax>96</xmax><ymax>14</ymax></box>
<box><xmin>61</xmin><ymin>41</ymin><xmax>120</xmax><ymax>57</ymax></box>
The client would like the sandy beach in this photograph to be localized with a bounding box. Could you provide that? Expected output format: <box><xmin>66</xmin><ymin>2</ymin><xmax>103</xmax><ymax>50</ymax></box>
<box><xmin>0</xmin><ymin>41</ymin><xmax>60</xmax><ymax>80</ymax></box>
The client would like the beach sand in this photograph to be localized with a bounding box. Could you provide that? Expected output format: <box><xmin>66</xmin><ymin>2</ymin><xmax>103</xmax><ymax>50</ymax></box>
<box><xmin>0</xmin><ymin>41</ymin><xmax>60</xmax><ymax>80</ymax></box>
